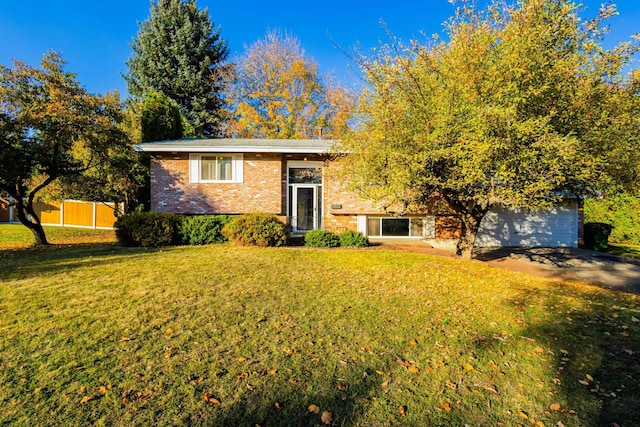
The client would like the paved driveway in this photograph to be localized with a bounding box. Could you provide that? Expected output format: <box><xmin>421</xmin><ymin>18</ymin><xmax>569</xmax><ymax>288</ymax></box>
<box><xmin>474</xmin><ymin>247</ymin><xmax>640</xmax><ymax>295</ymax></box>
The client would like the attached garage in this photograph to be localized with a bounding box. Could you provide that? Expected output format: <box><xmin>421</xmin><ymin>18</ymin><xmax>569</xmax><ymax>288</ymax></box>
<box><xmin>476</xmin><ymin>202</ymin><xmax>580</xmax><ymax>248</ymax></box>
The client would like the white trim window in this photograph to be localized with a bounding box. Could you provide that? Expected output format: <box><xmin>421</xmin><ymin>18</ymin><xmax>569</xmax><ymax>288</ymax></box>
<box><xmin>189</xmin><ymin>154</ymin><xmax>243</xmax><ymax>183</ymax></box>
<box><xmin>365</xmin><ymin>216</ymin><xmax>436</xmax><ymax>238</ymax></box>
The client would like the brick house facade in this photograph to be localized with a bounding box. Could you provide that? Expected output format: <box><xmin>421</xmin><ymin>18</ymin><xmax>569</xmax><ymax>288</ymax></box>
<box><xmin>136</xmin><ymin>139</ymin><xmax>581</xmax><ymax>248</ymax></box>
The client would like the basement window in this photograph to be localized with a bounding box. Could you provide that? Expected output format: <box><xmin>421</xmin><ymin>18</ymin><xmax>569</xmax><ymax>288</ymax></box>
<box><xmin>366</xmin><ymin>217</ymin><xmax>432</xmax><ymax>238</ymax></box>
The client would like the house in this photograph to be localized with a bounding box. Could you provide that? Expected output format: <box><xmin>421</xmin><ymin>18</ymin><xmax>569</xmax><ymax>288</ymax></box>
<box><xmin>135</xmin><ymin>138</ymin><xmax>582</xmax><ymax>248</ymax></box>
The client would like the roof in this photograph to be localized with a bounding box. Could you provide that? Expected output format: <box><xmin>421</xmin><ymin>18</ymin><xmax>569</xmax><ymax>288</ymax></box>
<box><xmin>134</xmin><ymin>138</ymin><xmax>336</xmax><ymax>154</ymax></box>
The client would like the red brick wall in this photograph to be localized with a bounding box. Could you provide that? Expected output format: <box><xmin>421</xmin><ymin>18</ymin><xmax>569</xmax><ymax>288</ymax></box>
<box><xmin>151</xmin><ymin>153</ymin><xmax>285</xmax><ymax>214</ymax></box>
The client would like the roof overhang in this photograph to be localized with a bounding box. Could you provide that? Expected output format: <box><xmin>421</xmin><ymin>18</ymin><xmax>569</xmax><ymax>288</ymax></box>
<box><xmin>134</xmin><ymin>138</ymin><xmax>336</xmax><ymax>154</ymax></box>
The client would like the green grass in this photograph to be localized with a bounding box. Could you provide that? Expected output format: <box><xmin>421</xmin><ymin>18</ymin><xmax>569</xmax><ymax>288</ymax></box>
<box><xmin>607</xmin><ymin>242</ymin><xmax>640</xmax><ymax>260</ymax></box>
<box><xmin>0</xmin><ymin>224</ymin><xmax>116</xmax><ymax>249</ymax></box>
<box><xmin>1</xmin><ymin>225</ymin><xmax>639</xmax><ymax>426</ymax></box>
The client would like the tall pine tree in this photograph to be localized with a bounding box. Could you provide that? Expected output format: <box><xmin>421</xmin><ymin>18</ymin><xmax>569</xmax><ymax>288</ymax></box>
<box><xmin>125</xmin><ymin>0</ymin><xmax>229</xmax><ymax>137</ymax></box>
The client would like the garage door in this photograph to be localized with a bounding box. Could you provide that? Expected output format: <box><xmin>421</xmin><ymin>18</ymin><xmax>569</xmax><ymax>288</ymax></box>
<box><xmin>476</xmin><ymin>203</ymin><xmax>578</xmax><ymax>247</ymax></box>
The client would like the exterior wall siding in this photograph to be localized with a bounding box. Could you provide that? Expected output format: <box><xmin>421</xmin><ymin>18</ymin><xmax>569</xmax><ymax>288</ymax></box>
<box><xmin>151</xmin><ymin>153</ymin><xmax>285</xmax><ymax>214</ymax></box>
<box><xmin>148</xmin><ymin>151</ymin><xmax>581</xmax><ymax>248</ymax></box>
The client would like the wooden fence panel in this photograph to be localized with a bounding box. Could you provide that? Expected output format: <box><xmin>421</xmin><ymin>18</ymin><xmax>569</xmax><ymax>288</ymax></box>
<box><xmin>1</xmin><ymin>200</ymin><xmax>120</xmax><ymax>229</ymax></box>
<box><xmin>96</xmin><ymin>203</ymin><xmax>119</xmax><ymax>228</ymax></box>
<box><xmin>63</xmin><ymin>201</ymin><xmax>94</xmax><ymax>227</ymax></box>
<box><xmin>34</xmin><ymin>201</ymin><xmax>62</xmax><ymax>225</ymax></box>
<box><xmin>0</xmin><ymin>201</ymin><xmax>9</xmax><ymax>223</ymax></box>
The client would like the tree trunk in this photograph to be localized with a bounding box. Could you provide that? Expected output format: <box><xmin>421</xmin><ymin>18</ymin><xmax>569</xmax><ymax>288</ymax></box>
<box><xmin>15</xmin><ymin>198</ymin><xmax>49</xmax><ymax>246</ymax></box>
<box><xmin>443</xmin><ymin>194</ymin><xmax>490</xmax><ymax>260</ymax></box>
<box><xmin>456</xmin><ymin>213</ymin><xmax>483</xmax><ymax>260</ymax></box>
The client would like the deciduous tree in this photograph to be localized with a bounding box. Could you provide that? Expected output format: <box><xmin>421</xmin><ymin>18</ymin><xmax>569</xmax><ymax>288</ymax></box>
<box><xmin>0</xmin><ymin>52</ymin><xmax>130</xmax><ymax>245</ymax></box>
<box><xmin>227</xmin><ymin>30</ymin><xmax>354</xmax><ymax>139</ymax></box>
<box><xmin>340</xmin><ymin>0</ymin><xmax>640</xmax><ymax>259</ymax></box>
<box><xmin>125</xmin><ymin>0</ymin><xmax>229</xmax><ymax>136</ymax></box>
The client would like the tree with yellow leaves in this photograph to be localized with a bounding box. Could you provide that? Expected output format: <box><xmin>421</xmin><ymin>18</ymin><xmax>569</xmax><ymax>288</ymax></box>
<box><xmin>227</xmin><ymin>30</ymin><xmax>353</xmax><ymax>139</ymax></box>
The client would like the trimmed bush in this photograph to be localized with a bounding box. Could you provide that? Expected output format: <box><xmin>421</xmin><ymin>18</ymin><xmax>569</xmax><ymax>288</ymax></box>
<box><xmin>339</xmin><ymin>230</ymin><xmax>369</xmax><ymax>247</ymax></box>
<box><xmin>115</xmin><ymin>212</ymin><xmax>178</xmax><ymax>247</ymax></box>
<box><xmin>585</xmin><ymin>193</ymin><xmax>640</xmax><ymax>245</ymax></box>
<box><xmin>222</xmin><ymin>213</ymin><xmax>289</xmax><ymax>247</ymax></box>
<box><xmin>177</xmin><ymin>215</ymin><xmax>233</xmax><ymax>245</ymax></box>
<box><xmin>304</xmin><ymin>229</ymin><xmax>340</xmax><ymax>248</ymax></box>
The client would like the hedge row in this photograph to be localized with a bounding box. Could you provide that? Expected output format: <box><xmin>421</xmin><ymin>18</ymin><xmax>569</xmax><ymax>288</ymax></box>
<box><xmin>115</xmin><ymin>212</ymin><xmax>369</xmax><ymax>249</ymax></box>
<box><xmin>115</xmin><ymin>212</ymin><xmax>234</xmax><ymax>247</ymax></box>
<box><xmin>115</xmin><ymin>212</ymin><xmax>289</xmax><ymax>248</ymax></box>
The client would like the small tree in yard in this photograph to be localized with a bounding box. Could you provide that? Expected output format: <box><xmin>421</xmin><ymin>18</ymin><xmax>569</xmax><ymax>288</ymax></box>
<box><xmin>0</xmin><ymin>52</ymin><xmax>130</xmax><ymax>245</ymax></box>
<box><xmin>340</xmin><ymin>0</ymin><xmax>640</xmax><ymax>259</ymax></box>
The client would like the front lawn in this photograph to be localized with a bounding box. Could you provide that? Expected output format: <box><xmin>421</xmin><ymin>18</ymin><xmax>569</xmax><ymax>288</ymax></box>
<box><xmin>1</xmin><ymin>226</ymin><xmax>639</xmax><ymax>426</ymax></box>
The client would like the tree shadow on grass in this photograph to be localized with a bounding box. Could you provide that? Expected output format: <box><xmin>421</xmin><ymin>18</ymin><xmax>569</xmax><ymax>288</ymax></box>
<box><xmin>198</xmin><ymin>370</ymin><xmax>381</xmax><ymax>427</ymax></box>
<box><xmin>0</xmin><ymin>243</ymin><xmax>168</xmax><ymax>282</ymax></box>
<box><xmin>503</xmin><ymin>282</ymin><xmax>640</xmax><ymax>426</ymax></box>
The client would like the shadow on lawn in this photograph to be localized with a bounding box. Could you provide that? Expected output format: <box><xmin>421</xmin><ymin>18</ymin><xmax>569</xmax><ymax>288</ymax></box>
<box><xmin>505</xmin><ymin>283</ymin><xmax>640</xmax><ymax>426</ymax></box>
<box><xmin>203</xmin><ymin>372</ymin><xmax>380</xmax><ymax>427</ymax></box>
<box><xmin>0</xmin><ymin>243</ymin><xmax>165</xmax><ymax>282</ymax></box>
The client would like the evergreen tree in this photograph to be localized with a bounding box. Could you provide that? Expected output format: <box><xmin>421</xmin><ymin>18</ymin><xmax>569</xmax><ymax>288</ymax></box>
<box><xmin>125</xmin><ymin>0</ymin><xmax>229</xmax><ymax>137</ymax></box>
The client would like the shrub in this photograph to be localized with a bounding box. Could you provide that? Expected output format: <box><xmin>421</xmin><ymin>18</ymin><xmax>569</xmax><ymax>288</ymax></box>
<box><xmin>585</xmin><ymin>193</ymin><xmax>640</xmax><ymax>245</ymax></box>
<box><xmin>339</xmin><ymin>230</ymin><xmax>369</xmax><ymax>247</ymax></box>
<box><xmin>115</xmin><ymin>212</ymin><xmax>178</xmax><ymax>247</ymax></box>
<box><xmin>304</xmin><ymin>229</ymin><xmax>340</xmax><ymax>248</ymax></box>
<box><xmin>177</xmin><ymin>215</ymin><xmax>233</xmax><ymax>245</ymax></box>
<box><xmin>222</xmin><ymin>213</ymin><xmax>289</xmax><ymax>247</ymax></box>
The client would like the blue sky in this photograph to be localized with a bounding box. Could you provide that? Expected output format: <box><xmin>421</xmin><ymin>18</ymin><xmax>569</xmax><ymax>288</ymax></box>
<box><xmin>1</xmin><ymin>0</ymin><xmax>638</xmax><ymax>97</ymax></box>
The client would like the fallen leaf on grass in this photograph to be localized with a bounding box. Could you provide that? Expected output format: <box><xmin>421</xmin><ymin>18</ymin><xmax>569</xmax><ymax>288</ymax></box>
<box><xmin>518</xmin><ymin>411</ymin><xmax>529</xmax><ymax>420</ymax></box>
<box><xmin>80</xmin><ymin>395</ymin><xmax>95</xmax><ymax>404</ymax></box>
<box><xmin>399</xmin><ymin>405</ymin><xmax>407</xmax><ymax>416</ymax></box>
<box><xmin>464</xmin><ymin>364</ymin><xmax>474</xmax><ymax>371</ymax></box>
<box><xmin>203</xmin><ymin>393</ymin><xmax>220</xmax><ymax>405</ymax></box>
<box><xmin>337</xmin><ymin>383</ymin><xmax>349</xmax><ymax>391</ymax></box>
<box><xmin>275</xmin><ymin>402</ymin><xmax>281</xmax><ymax>409</ymax></box>
<box><xmin>482</xmin><ymin>384</ymin><xmax>498</xmax><ymax>394</ymax></box>
<box><xmin>409</xmin><ymin>339</ymin><xmax>418</xmax><ymax>346</ymax></box>
<box><xmin>585</xmin><ymin>374</ymin><xmax>593</xmax><ymax>381</ymax></box>
<box><xmin>408</xmin><ymin>366</ymin><xmax>419</xmax><ymax>373</ymax></box>
<box><xmin>623</xmin><ymin>349</ymin><xmax>635</xmax><ymax>355</ymax></box>
<box><xmin>321</xmin><ymin>410</ymin><xmax>333</xmax><ymax>424</ymax></box>
<box><xmin>119</xmin><ymin>337</ymin><xmax>131</xmax><ymax>342</ymax></box>
<box><xmin>442</xmin><ymin>402</ymin><xmax>451</xmax><ymax>412</ymax></box>
<box><xmin>550</xmin><ymin>403</ymin><xmax>561</xmax><ymax>411</ymax></box>
<box><xmin>283</xmin><ymin>348</ymin><xmax>294</xmax><ymax>356</ymax></box>
<box><xmin>375</xmin><ymin>370</ymin><xmax>386</xmax><ymax>376</ymax></box>
<box><xmin>308</xmin><ymin>404</ymin><xmax>320</xmax><ymax>414</ymax></box>
<box><xmin>98</xmin><ymin>386</ymin><xmax>107</xmax><ymax>395</ymax></box>
<box><xmin>237</xmin><ymin>357</ymin><xmax>246</xmax><ymax>362</ymax></box>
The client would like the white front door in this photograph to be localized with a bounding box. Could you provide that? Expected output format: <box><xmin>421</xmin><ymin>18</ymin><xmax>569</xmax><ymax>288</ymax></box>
<box><xmin>288</xmin><ymin>162</ymin><xmax>323</xmax><ymax>233</ymax></box>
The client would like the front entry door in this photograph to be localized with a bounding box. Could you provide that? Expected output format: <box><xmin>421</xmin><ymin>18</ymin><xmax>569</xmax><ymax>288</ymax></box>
<box><xmin>292</xmin><ymin>185</ymin><xmax>317</xmax><ymax>232</ymax></box>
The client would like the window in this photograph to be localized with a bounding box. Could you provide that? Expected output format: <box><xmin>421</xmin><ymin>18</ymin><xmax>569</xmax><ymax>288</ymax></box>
<box><xmin>189</xmin><ymin>154</ymin><xmax>243</xmax><ymax>183</ymax></box>
<box><xmin>366</xmin><ymin>217</ymin><xmax>433</xmax><ymax>238</ymax></box>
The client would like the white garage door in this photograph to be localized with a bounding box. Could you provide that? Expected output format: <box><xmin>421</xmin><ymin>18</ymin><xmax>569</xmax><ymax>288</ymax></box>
<box><xmin>476</xmin><ymin>203</ymin><xmax>578</xmax><ymax>248</ymax></box>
